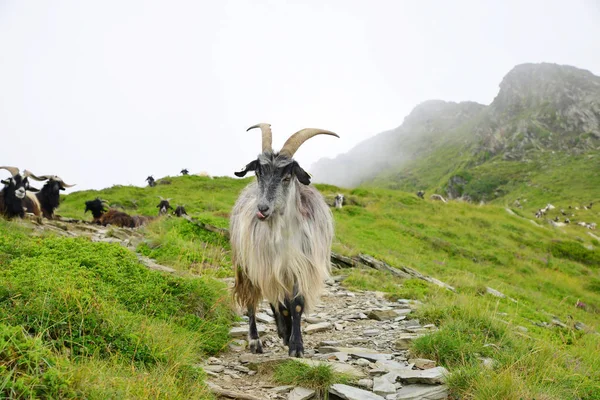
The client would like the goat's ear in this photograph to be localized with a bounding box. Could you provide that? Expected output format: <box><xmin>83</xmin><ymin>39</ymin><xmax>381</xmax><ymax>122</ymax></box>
<box><xmin>234</xmin><ymin>160</ymin><xmax>258</xmax><ymax>177</ymax></box>
<box><xmin>28</xmin><ymin>186</ymin><xmax>40</xmax><ymax>193</ymax></box>
<box><xmin>1</xmin><ymin>179</ymin><xmax>8</xmax><ymax>185</ymax></box>
<box><xmin>292</xmin><ymin>162</ymin><xmax>311</xmax><ymax>185</ymax></box>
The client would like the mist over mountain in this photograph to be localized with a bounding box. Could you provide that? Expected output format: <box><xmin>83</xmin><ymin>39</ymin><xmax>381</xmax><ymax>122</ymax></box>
<box><xmin>310</xmin><ymin>63</ymin><xmax>600</xmax><ymax>199</ymax></box>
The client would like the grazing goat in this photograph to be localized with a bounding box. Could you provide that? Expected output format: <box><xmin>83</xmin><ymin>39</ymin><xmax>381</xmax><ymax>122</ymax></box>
<box><xmin>174</xmin><ymin>205</ymin><xmax>187</xmax><ymax>217</ymax></box>
<box><xmin>230</xmin><ymin>123</ymin><xmax>339</xmax><ymax>357</ymax></box>
<box><xmin>334</xmin><ymin>193</ymin><xmax>344</xmax><ymax>209</ymax></box>
<box><xmin>430</xmin><ymin>194</ymin><xmax>447</xmax><ymax>203</ymax></box>
<box><xmin>23</xmin><ymin>173</ymin><xmax>75</xmax><ymax>219</ymax></box>
<box><xmin>146</xmin><ymin>176</ymin><xmax>156</xmax><ymax>187</ymax></box>
<box><xmin>181</xmin><ymin>169</ymin><xmax>189</xmax><ymax>176</ymax></box>
<box><xmin>0</xmin><ymin>166</ymin><xmax>39</xmax><ymax>219</ymax></box>
<box><xmin>84</xmin><ymin>198</ymin><xmax>153</xmax><ymax>228</ymax></box>
<box><xmin>195</xmin><ymin>171</ymin><xmax>212</xmax><ymax>178</ymax></box>
<box><xmin>157</xmin><ymin>197</ymin><xmax>173</xmax><ymax>216</ymax></box>
<box><xmin>417</xmin><ymin>190</ymin><xmax>425</xmax><ymax>199</ymax></box>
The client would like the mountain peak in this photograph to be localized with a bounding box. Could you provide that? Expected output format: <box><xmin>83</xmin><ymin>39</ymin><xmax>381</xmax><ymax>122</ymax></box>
<box><xmin>491</xmin><ymin>62</ymin><xmax>600</xmax><ymax>114</ymax></box>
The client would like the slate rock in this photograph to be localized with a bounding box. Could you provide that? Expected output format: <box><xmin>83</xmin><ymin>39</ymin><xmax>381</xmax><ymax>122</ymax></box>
<box><xmin>408</xmin><ymin>358</ymin><xmax>436</xmax><ymax>369</ymax></box>
<box><xmin>396</xmin><ymin>367</ymin><xmax>448</xmax><ymax>384</ymax></box>
<box><xmin>394</xmin><ymin>384</ymin><xmax>449</xmax><ymax>399</ymax></box>
<box><xmin>373</xmin><ymin>374</ymin><xmax>397</xmax><ymax>396</ymax></box>
<box><xmin>288</xmin><ymin>387</ymin><xmax>316</xmax><ymax>400</ymax></box>
<box><xmin>305</xmin><ymin>322</ymin><xmax>332</xmax><ymax>334</ymax></box>
<box><xmin>329</xmin><ymin>384</ymin><xmax>386</xmax><ymax>400</ymax></box>
<box><xmin>368</xmin><ymin>310</ymin><xmax>400</xmax><ymax>321</ymax></box>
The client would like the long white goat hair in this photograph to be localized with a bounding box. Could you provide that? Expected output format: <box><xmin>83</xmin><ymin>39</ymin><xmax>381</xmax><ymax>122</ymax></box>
<box><xmin>230</xmin><ymin>180</ymin><xmax>334</xmax><ymax>312</ymax></box>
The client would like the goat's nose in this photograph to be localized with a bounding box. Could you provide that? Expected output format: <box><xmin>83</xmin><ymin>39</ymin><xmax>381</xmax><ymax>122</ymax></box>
<box><xmin>258</xmin><ymin>204</ymin><xmax>270</xmax><ymax>213</ymax></box>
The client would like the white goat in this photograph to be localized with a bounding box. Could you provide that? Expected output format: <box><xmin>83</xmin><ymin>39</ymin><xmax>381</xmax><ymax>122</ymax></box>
<box><xmin>334</xmin><ymin>193</ymin><xmax>344</xmax><ymax>209</ymax></box>
<box><xmin>230</xmin><ymin>123</ymin><xmax>338</xmax><ymax>357</ymax></box>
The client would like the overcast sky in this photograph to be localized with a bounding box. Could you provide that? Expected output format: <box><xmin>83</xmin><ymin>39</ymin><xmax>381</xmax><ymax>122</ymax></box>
<box><xmin>1</xmin><ymin>1</ymin><xmax>599</xmax><ymax>191</ymax></box>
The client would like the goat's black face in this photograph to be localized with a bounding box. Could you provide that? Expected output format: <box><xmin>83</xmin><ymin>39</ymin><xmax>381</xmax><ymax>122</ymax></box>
<box><xmin>2</xmin><ymin>175</ymin><xmax>27</xmax><ymax>199</ymax></box>
<box><xmin>235</xmin><ymin>152</ymin><xmax>311</xmax><ymax>221</ymax></box>
<box><xmin>85</xmin><ymin>198</ymin><xmax>108</xmax><ymax>219</ymax></box>
<box><xmin>157</xmin><ymin>200</ymin><xmax>172</xmax><ymax>215</ymax></box>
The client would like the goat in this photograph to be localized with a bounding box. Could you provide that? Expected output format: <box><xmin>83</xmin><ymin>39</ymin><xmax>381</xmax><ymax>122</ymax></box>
<box><xmin>430</xmin><ymin>194</ymin><xmax>447</xmax><ymax>203</ymax></box>
<box><xmin>334</xmin><ymin>193</ymin><xmax>344</xmax><ymax>209</ymax></box>
<box><xmin>181</xmin><ymin>168</ymin><xmax>189</xmax><ymax>175</ymax></box>
<box><xmin>230</xmin><ymin>123</ymin><xmax>338</xmax><ymax>357</ymax></box>
<box><xmin>157</xmin><ymin>197</ymin><xmax>172</xmax><ymax>216</ymax></box>
<box><xmin>174</xmin><ymin>205</ymin><xmax>187</xmax><ymax>217</ymax></box>
<box><xmin>195</xmin><ymin>171</ymin><xmax>212</xmax><ymax>179</ymax></box>
<box><xmin>84</xmin><ymin>198</ymin><xmax>110</xmax><ymax>223</ymax></box>
<box><xmin>23</xmin><ymin>173</ymin><xmax>75</xmax><ymax>219</ymax></box>
<box><xmin>0</xmin><ymin>166</ymin><xmax>39</xmax><ymax>219</ymax></box>
<box><xmin>417</xmin><ymin>190</ymin><xmax>425</xmax><ymax>199</ymax></box>
<box><xmin>146</xmin><ymin>176</ymin><xmax>156</xmax><ymax>187</ymax></box>
<box><xmin>84</xmin><ymin>198</ymin><xmax>153</xmax><ymax>228</ymax></box>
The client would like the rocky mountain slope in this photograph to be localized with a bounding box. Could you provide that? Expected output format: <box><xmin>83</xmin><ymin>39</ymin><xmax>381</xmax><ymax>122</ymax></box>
<box><xmin>310</xmin><ymin>63</ymin><xmax>600</xmax><ymax>202</ymax></box>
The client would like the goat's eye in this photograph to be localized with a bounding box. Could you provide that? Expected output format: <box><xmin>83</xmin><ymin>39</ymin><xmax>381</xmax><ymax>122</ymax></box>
<box><xmin>282</xmin><ymin>175</ymin><xmax>291</xmax><ymax>182</ymax></box>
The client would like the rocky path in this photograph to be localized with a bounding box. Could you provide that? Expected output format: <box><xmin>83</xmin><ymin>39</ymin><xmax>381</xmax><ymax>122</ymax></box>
<box><xmin>206</xmin><ymin>278</ymin><xmax>449</xmax><ymax>400</ymax></box>
<box><xmin>28</xmin><ymin>218</ymin><xmax>450</xmax><ymax>400</ymax></box>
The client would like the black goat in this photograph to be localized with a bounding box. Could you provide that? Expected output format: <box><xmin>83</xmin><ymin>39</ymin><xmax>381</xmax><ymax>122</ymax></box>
<box><xmin>85</xmin><ymin>198</ymin><xmax>153</xmax><ymax>228</ymax></box>
<box><xmin>157</xmin><ymin>197</ymin><xmax>173</xmax><ymax>216</ymax></box>
<box><xmin>417</xmin><ymin>190</ymin><xmax>425</xmax><ymax>199</ymax></box>
<box><xmin>85</xmin><ymin>198</ymin><xmax>109</xmax><ymax>223</ymax></box>
<box><xmin>181</xmin><ymin>169</ymin><xmax>189</xmax><ymax>176</ymax></box>
<box><xmin>0</xmin><ymin>166</ymin><xmax>39</xmax><ymax>219</ymax></box>
<box><xmin>146</xmin><ymin>176</ymin><xmax>156</xmax><ymax>187</ymax></box>
<box><xmin>174</xmin><ymin>205</ymin><xmax>187</xmax><ymax>217</ymax></box>
<box><xmin>24</xmin><ymin>173</ymin><xmax>75</xmax><ymax>219</ymax></box>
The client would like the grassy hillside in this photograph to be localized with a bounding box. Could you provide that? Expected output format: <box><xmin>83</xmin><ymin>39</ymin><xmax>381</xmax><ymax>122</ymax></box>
<box><xmin>2</xmin><ymin>174</ymin><xmax>599</xmax><ymax>398</ymax></box>
<box><xmin>0</xmin><ymin>219</ymin><xmax>233</xmax><ymax>399</ymax></box>
<box><xmin>373</xmin><ymin>148</ymin><xmax>600</xmax><ymax>210</ymax></box>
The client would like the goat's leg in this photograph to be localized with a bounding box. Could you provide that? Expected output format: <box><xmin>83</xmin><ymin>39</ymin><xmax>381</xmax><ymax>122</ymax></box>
<box><xmin>270</xmin><ymin>303</ymin><xmax>292</xmax><ymax>346</ymax></box>
<box><xmin>287</xmin><ymin>285</ymin><xmax>305</xmax><ymax>358</ymax></box>
<box><xmin>247</xmin><ymin>305</ymin><xmax>263</xmax><ymax>354</ymax></box>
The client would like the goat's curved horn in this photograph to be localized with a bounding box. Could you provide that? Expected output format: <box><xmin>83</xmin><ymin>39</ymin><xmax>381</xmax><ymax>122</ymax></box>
<box><xmin>279</xmin><ymin>128</ymin><xmax>339</xmax><ymax>158</ymax></box>
<box><xmin>22</xmin><ymin>170</ymin><xmax>49</xmax><ymax>181</ymax></box>
<box><xmin>0</xmin><ymin>166</ymin><xmax>20</xmax><ymax>176</ymax></box>
<box><xmin>54</xmin><ymin>177</ymin><xmax>76</xmax><ymax>188</ymax></box>
<box><xmin>247</xmin><ymin>123</ymin><xmax>273</xmax><ymax>153</ymax></box>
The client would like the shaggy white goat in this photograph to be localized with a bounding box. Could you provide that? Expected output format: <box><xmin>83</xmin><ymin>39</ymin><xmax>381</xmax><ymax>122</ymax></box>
<box><xmin>230</xmin><ymin>123</ymin><xmax>338</xmax><ymax>357</ymax></box>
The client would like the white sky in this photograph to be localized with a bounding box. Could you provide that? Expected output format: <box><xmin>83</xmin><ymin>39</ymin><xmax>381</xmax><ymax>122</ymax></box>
<box><xmin>1</xmin><ymin>0</ymin><xmax>599</xmax><ymax>191</ymax></box>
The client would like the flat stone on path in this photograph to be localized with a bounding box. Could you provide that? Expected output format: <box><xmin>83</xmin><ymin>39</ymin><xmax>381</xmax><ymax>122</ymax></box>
<box><xmin>368</xmin><ymin>310</ymin><xmax>401</xmax><ymax>321</ymax></box>
<box><xmin>256</xmin><ymin>312</ymin><xmax>274</xmax><ymax>323</ymax></box>
<box><xmin>409</xmin><ymin>358</ymin><xmax>436</xmax><ymax>369</ymax></box>
<box><xmin>373</xmin><ymin>374</ymin><xmax>397</xmax><ymax>396</ymax></box>
<box><xmin>203</xmin><ymin>365</ymin><xmax>224</xmax><ymax>373</ymax></box>
<box><xmin>329</xmin><ymin>384</ymin><xmax>386</xmax><ymax>400</ymax></box>
<box><xmin>304</xmin><ymin>322</ymin><xmax>332</xmax><ymax>334</ymax></box>
<box><xmin>394</xmin><ymin>334</ymin><xmax>420</xmax><ymax>350</ymax></box>
<box><xmin>395</xmin><ymin>384</ymin><xmax>449</xmax><ymax>399</ymax></box>
<box><xmin>396</xmin><ymin>367</ymin><xmax>448</xmax><ymax>384</ymax></box>
<box><xmin>229</xmin><ymin>325</ymin><xmax>266</xmax><ymax>338</ymax></box>
<box><xmin>350</xmin><ymin>352</ymin><xmax>393</xmax><ymax>362</ymax></box>
<box><xmin>288</xmin><ymin>387</ymin><xmax>316</xmax><ymax>400</ymax></box>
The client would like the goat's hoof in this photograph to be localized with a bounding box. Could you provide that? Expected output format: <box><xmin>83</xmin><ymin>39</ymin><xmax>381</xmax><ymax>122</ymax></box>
<box><xmin>288</xmin><ymin>342</ymin><xmax>304</xmax><ymax>358</ymax></box>
<box><xmin>249</xmin><ymin>339</ymin><xmax>263</xmax><ymax>354</ymax></box>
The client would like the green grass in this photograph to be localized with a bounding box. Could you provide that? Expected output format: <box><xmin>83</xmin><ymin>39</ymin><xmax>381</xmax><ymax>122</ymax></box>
<box><xmin>340</xmin><ymin>269</ymin><xmax>432</xmax><ymax>301</ymax></box>
<box><xmin>0</xmin><ymin>219</ymin><xmax>233</xmax><ymax>398</ymax></box>
<box><xmin>262</xmin><ymin>360</ymin><xmax>351</xmax><ymax>399</ymax></box>
<box><xmin>137</xmin><ymin>217</ymin><xmax>232</xmax><ymax>277</ymax></box>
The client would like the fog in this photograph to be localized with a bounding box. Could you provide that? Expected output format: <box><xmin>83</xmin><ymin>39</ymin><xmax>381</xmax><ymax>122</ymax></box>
<box><xmin>1</xmin><ymin>1</ymin><xmax>599</xmax><ymax>191</ymax></box>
